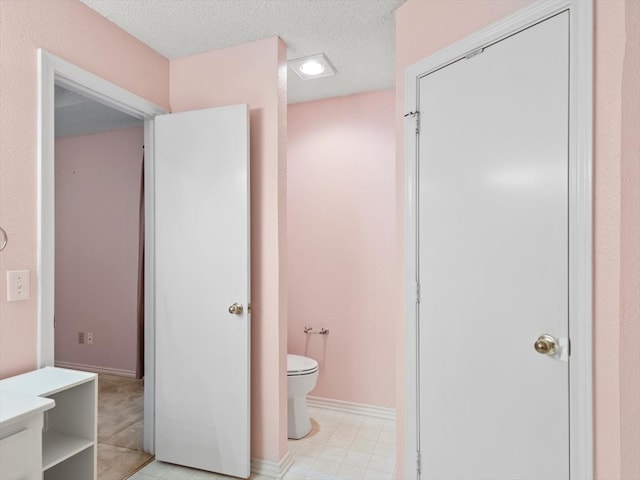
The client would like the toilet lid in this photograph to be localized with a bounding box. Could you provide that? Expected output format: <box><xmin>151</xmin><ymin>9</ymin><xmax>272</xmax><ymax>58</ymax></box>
<box><xmin>287</xmin><ymin>354</ymin><xmax>318</xmax><ymax>375</ymax></box>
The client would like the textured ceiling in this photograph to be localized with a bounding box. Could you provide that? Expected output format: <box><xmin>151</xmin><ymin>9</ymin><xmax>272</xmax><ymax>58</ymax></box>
<box><xmin>55</xmin><ymin>86</ymin><xmax>142</xmax><ymax>137</ymax></box>
<box><xmin>80</xmin><ymin>0</ymin><xmax>405</xmax><ymax>103</ymax></box>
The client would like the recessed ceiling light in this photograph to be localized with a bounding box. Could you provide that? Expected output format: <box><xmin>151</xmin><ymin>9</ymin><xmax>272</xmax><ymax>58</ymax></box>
<box><xmin>288</xmin><ymin>54</ymin><xmax>336</xmax><ymax>80</ymax></box>
<box><xmin>300</xmin><ymin>60</ymin><xmax>325</xmax><ymax>76</ymax></box>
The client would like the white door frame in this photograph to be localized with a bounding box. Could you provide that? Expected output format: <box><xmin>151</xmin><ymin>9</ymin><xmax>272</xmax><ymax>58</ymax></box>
<box><xmin>404</xmin><ymin>1</ymin><xmax>593</xmax><ymax>478</ymax></box>
<box><xmin>36</xmin><ymin>49</ymin><xmax>168</xmax><ymax>451</ymax></box>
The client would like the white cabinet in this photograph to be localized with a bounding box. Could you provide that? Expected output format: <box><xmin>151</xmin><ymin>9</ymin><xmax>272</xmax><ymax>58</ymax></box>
<box><xmin>0</xmin><ymin>367</ymin><xmax>97</xmax><ymax>480</ymax></box>
<box><xmin>0</xmin><ymin>391</ymin><xmax>54</xmax><ymax>480</ymax></box>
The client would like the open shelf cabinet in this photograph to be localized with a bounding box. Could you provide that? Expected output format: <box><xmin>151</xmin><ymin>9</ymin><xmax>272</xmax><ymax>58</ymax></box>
<box><xmin>0</xmin><ymin>367</ymin><xmax>97</xmax><ymax>480</ymax></box>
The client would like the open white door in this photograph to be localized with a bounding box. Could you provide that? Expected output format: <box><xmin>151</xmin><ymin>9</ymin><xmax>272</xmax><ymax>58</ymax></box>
<box><xmin>154</xmin><ymin>105</ymin><xmax>250</xmax><ymax>478</ymax></box>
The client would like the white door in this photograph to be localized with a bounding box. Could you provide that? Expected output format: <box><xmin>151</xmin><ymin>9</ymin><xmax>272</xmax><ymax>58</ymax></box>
<box><xmin>154</xmin><ymin>105</ymin><xmax>250</xmax><ymax>478</ymax></box>
<box><xmin>417</xmin><ymin>12</ymin><xmax>569</xmax><ymax>479</ymax></box>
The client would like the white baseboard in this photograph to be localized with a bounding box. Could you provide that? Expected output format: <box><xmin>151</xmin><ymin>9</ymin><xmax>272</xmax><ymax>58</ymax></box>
<box><xmin>251</xmin><ymin>451</ymin><xmax>293</xmax><ymax>479</ymax></box>
<box><xmin>307</xmin><ymin>396</ymin><xmax>396</xmax><ymax>421</ymax></box>
<box><xmin>54</xmin><ymin>361</ymin><xmax>136</xmax><ymax>378</ymax></box>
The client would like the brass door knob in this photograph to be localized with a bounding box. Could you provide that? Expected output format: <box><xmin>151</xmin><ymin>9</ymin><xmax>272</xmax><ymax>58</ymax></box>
<box><xmin>228</xmin><ymin>303</ymin><xmax>243</xmax><ymax>315</ymax></box>
<box><xmin>534</xmin><ymin>334</ymin><xmax>557</xmax><ymax>355</ymax></box>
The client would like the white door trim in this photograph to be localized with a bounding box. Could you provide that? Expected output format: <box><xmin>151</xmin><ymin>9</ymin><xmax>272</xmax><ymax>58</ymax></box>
<box><xmin>403</xmin><ymin>1</ymin><xmax>593</xmax><ymax>478</ymax></box>
<box><xmin>36</xmin><ymin>49</ymin><xmax>168</xmax><ymax>452</ymax></box>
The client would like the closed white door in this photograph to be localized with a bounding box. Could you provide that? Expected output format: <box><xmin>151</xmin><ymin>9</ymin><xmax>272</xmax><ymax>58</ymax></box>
<box><xmin>418</xmin><ymin>12</ymin><xmax>569</xmax><ymax>479</ymax></box>
<box><xmin>154</xmin><ymin>105</ymin><xmax>250</xmax><ymax>478</ymax></box>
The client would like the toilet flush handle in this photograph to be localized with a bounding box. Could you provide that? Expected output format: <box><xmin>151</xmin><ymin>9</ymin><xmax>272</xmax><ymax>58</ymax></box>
<box><xmin>228</xmin><ymin>303</ymin><xmax>243</xmax><ymax>315</ymax></box>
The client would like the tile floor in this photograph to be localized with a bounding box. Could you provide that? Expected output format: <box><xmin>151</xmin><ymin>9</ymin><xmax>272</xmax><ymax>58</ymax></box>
<box><xmin>128</xmin><ymin>406</ymin><xmax>396</xmax><ymax>480</ymax></box>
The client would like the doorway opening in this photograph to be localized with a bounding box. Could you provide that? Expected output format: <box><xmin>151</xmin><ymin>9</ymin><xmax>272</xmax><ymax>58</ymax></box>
<box><xmin>37</xmin><ymin>50</ymin><xmax>167</xmax><ymax>458</ymax></box>
<box><xmin>54</xmin><ymin>85</ymin><xmax>145</xmax><ymax>379</ymax></box>
<box><xmin>53</xmin><ymin>84</ymin><xmax>151</xmax><ymax>479</ymax></box>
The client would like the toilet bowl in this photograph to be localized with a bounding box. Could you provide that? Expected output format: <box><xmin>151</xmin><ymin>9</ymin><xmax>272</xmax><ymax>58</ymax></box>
<box><xmin>287</xmin><ymin>354</ymin><xmax>319</xmax><ymax>439</ymax></box>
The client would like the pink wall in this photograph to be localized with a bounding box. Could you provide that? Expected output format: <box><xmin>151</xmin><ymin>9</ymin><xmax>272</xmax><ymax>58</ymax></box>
<box><xmin>620</xmin><ymin>4</ymin><xmax>640</xmax><ymax>478</ymax></box>
<box><xmin>170</xmin><ymin>37</ymin><xmax>288</xmax><ymax>463</ymax></box>
<box><xmin>55</xmin><ymin>127</ymin><xmax>144</xmax><ymax>377</ymax></box>
<box><xmin>1</xmin><ymin>1</ymin><xmax>288</xmax><ymax>464</ymax></box>
<box><xmin>287</xmin><ymin>90</ymin><xmax>396</xmax><ymax>408</ymax></box>
<box><xmin>0</xmin><ymin>0</ymin><xmax>169</xmax><ymax>378</ymax></box>
<box><xmin>594</xmin><ymin>1</ymin><xmax>640</xmax><ymax>478</ymax></box>
<box><xmin>395</xmin><ymin>0</ymin><xmax>640</xmax><ymax>478</ymax></box>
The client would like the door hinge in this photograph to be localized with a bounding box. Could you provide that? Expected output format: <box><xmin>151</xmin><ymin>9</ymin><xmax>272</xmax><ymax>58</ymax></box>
<box><xmin>416</xmin><ymin>282</ymin><xmax>421</xmax><ymax>304</ymax></box>
<box><xmin>464</xmin><ymin>47</ymin><xmax>485</xmax><ymax>59</ymax></box>
<box><xmin>417</xmin><ymin>451</ymin><xmax>421</xmax><ymax>475</ymax></box>
<box><xmin>404</xmin><ymin>110</ymin><xmax>420</xmax><ymax>134</ymax></box>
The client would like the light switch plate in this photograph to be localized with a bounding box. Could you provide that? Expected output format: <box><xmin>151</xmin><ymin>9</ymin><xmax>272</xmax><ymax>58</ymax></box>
<box><xmin>7</xmin><ymin>270</ymin><xmax>30</xmax><ymax>302</ymax></box>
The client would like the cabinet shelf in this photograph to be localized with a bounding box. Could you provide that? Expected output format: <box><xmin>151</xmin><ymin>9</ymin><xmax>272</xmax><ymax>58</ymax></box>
<box><xmin>42</xmin><ymin>430</ymin><xmax>94</xmax><ymax>471</ymax></box>
<box><xmin>0</xmin><ymin>367</ymin><xmax>97</xmax><ymax>480</ymax></box>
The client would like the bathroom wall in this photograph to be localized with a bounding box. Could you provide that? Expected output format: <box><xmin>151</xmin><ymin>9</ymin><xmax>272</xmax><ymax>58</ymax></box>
<box><xmin>1</xmin><ymin>2</ymin><xmax>288</xmax><ymax>465</ymax></box>
<box><xmin>394</xmin><ymin>0</ymin><xmax>640</xmax><ymax>478</ymax></box>
<box><xmin>170</xmin><ymin>37</ymin><xmax>289</xmax><ymax>464</ymax></box>
<box><xmin>287</xmin><ymin>90</ymin><xmax>396</xmax><ymax>408</ymax></box>
<box><xmin>0</xmin><ymin>0</ymin><xmax>169</xmax><ymax>378</ymax></box>
<box><xmin>54</xmin><ymin>126</ymin><xmax>144</xmax><ymax>377</ymax></box>
<box><xmin>620</xmin><ymin>4</ymin><xmax>640</xmax><ymax>479</ymax></box>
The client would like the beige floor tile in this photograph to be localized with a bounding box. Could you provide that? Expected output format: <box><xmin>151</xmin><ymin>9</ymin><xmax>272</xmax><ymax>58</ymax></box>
<box><xmin>377</xmin><ymin>431</ymin><xmax>396</xmax><ymax>444</ymax></box>
<box><xmin>342</xmin><ymin>450</ymin><xmax>372</xmax><ymax>468</ymax></box>
<box><xmin>318</xmin><ymin>445</ymin><xmax>348</xmax><ymax>463</ymax></box>
<box><xmin>157</xmin><ymin>463</ymin><xmax>197</xmax><ymax>479</ymax></box>
<box><xmin>322</xmin><ymin>410</ymin><xmax>345</xmax><ymax>422</ymax></box>
<box><xmin>305</xmin><ymin>429</ymin><xmax>333</xmax><ymax>446</ymax></box>
<box><xmin>340</xmin><ymin>413</ymin><xmax>366</xmax><ymax>426</ymax></box>
<box><xmin>356</xmin><ymin>426</ymin><xmax>382</xmax><ymax>441</ymax></box>
<box><xmin>288</xmin><ymin>439</ymin><xmax>302</xmax><ymax>454</ymax></box>
<box><xmin>190</xmin><ymin>470</ymin><xmax>225</xmax><ymax>480</ymax></box>
<box><xmin>382</xmin><ymin>420</ymin><xmax>396</xmax><ymax>432</ymax></box>
<box><xmin>134</xmin><ymin>406</ymin><xmax>398</xmax><ymax>480</ymax></box>
<box><xmin>311</xmin><ymin>458</ymin><xmax>341</xmax><ymax>476</ymax></box>
<box><xmin>337</xmin><ymin>463</ymin><xmax>367</xmax><ymax>479</ymax></box>
<box><xmin>335</xmin><ymin>423</ymin><xmax>359</xmax><ymax>436</ymax></box>
<box><xmin>137</xmin><ymin>461</ymin><xmax>171</xmax><ymax>476</ymax></box>
<box><xmin>365</xmin><ymin>469</ymin><xmax>395</xmax><ymax>480</ymax></box>
<box><xmin>128</xmin><ymin>472</ymin><xmax>160</xmax><ymax>480</ymax></box>
<box><xmin>292</xmin><ymin>454</ymin><xmax>317</xmax><ymax>469</ymax></box>
<box><xmin>282</xmin><ymin>470</ymin><xmax>307</xmax><ymax>480</ymax></box>
<box><xmin>297</xmin><ymin>441</ymin><xmax>322</xmax><ymax>457</ymax></box>
<box><xmin>327</xmin><ymin>432</ymin><xmax>355</xmax><ymax>449</ymax></box>
<box><xmin>350</xmin><ymin>437</ymin><xmax>377</xmax><ymax>454</ymax></box>
<box><xmin>368</xmin><ymin>454</ymin><xmax>396</xmax><ymax>474</ymax></box>
<box><xmin>373</xmin><ymin>441</ymin><xmax>396</xmax><ymax>458</ymax></box>
<box><xmin>362</xmin><ymin>417</ymin><xmax>386</xmax><ymax>429</ymax></box>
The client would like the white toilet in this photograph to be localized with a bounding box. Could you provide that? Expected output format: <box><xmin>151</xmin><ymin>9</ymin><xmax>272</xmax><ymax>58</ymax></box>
<box><xmin>287</xmin><ymin>354</ymin><xmax>319</xmax><ymax>439</ymax></box>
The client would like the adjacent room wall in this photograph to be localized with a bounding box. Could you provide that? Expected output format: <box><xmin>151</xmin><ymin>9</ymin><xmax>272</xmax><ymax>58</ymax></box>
<box><xmin>0</xmin><ymin>0</ymin><xmax>169</xmax><ymax>378</ymax></box>
<box><xmin>395</xmin><ymin>0</ymin><xmax>640</xmax><ymax>478</ymax></box>
<box><xmin>55</xmin><ymin>126</ymin><xmax>144</xmax><ymax>377</ymax></box>
<box><xmin>288</xmin><ymin>90</ymin><xmax>396</xmax><ymax>408</ymax></box>
<box><xmin>170</xmin><ymin>36</ymin><xmax>289</xmax><ymax>464</ymax></box>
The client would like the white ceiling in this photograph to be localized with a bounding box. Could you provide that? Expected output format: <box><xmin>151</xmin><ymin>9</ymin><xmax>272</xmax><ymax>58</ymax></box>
<box><xmin>58</xmin><ymin>1</ymin><xmax>404</xmax><ymax>136</ymax></box>
<box><xmin>55</xmin><ymin>86</ymin><xmax>142</xmax><ymax>137</ymax></box>
<box><xmin>80</xmin><ymin>0</ymin><xmax>406</xmax><ymax>104</ymax></box>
